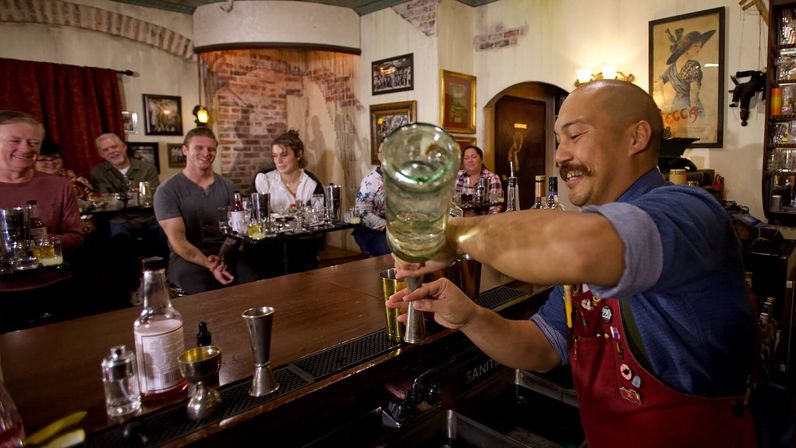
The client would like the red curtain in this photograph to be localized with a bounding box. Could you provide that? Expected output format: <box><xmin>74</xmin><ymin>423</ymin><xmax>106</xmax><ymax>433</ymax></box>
<box><xmin>0</xmin><ymin>58</ymin><xmax>124</xmax><ymax>176</ymax></box>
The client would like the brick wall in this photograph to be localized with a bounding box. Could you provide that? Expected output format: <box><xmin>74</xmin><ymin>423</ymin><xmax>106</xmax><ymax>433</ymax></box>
<box><xmin>474</xmin><ymin>23</ymin><xmax>528</xmax><ymax>52</ymax></box>
<box><xmin>392</xmin><ymin>0</ymin><xmax>440</xmax><ymax>37</ymax></box>
<box><xmin>201</xmin><ymin>49</ymin><xmax>361</xmax><ymax>193</ymax></box>
<box><xmin>0</xmin><ymin>0</ymin><xmax>194</xmax><ymax>59</ymax></box>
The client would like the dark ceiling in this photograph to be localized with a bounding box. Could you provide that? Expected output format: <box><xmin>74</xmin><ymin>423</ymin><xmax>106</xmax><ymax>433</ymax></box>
<box><xmin>109</xmin><ymin>0</ymin><xmax>498</xmax><ymax>16</ymax></box>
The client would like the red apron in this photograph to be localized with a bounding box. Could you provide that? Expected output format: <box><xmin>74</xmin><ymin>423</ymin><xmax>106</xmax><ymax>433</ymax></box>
<box><xmin>567</xmin><ymin>290</ymin><xmax>757</xmax><ymax>448</ymax></box>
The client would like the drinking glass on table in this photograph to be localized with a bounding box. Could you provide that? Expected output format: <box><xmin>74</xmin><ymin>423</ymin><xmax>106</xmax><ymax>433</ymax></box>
<box><xmin>217</xmin><ymin>206</ymin><xmax>230</xmax><ymax>234</ymax></box>
<box><xmin>34</xmin><ymin>236</ymin><xmax>62</xmax><ymax>266</ymax></box>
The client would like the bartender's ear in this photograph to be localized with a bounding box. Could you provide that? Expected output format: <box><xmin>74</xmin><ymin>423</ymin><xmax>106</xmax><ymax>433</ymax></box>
<box><xmin>627</xmin><ymin>121</ymin><xmax>652</xmax><ymax>157</ymax></box>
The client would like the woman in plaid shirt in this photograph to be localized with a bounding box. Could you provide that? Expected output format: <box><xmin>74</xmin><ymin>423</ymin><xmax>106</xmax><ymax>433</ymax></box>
<box><xmin>454</xmin><ymin>145</ymin><xmax>503</xmax><ymax>216</ymax></box>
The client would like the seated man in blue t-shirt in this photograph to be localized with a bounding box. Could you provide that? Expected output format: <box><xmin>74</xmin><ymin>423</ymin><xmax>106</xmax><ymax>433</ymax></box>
<box><xmin>388</xmin><ymin>80</ymin><xmax>776</xmax><ymax>447</ymax></box>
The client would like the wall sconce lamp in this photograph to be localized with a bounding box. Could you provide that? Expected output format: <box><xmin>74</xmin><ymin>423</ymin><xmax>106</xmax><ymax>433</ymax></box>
<box><xmin>193</xmin><ymin>62</ymin><xmax>209</xmax><ymax>126</ymax></box>
<box><xmin>193</xmin><ymin>105</ymin><xmax>209</xmax><ymax>125</ymax></box>
<box><xmin>574</xmin><ymin>66</ymin><xmax>635</xmax><ymax>87</ymax></box>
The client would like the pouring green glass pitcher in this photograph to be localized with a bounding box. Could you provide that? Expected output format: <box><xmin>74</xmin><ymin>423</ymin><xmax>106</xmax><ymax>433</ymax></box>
<box><xmin>381</xmin><ymin>123</ymin><xmax>461</xmax><ymax>263</ymax></box>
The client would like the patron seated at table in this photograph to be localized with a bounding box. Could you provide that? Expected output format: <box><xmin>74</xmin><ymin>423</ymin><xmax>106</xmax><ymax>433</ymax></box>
<box><xmin>0</xmin><ymin>111</ymin><xmax>83</xmax><ymax>331</ymax></box>
<box><xmin>353</xmin><ymin>142</ymin><xmax>390</xmax><ymax>256</ymax></box>
<box><xmin>454</xmin><ymin>145</ymin><xmax>503</xmax><ymax>216</ymax></box>
<box><xmin>154</xmin><ymin>127</ymin><xmax>258</xmax><ymax>294</ymax></box>
<box><xmin>90</xmin><ymin>133</ymin><xmax>166</xmax><ymax>303</ymax></box>
<box><xmin>252</xmin><ymin>130</ymin><xmax>325</xmax><ymax>275</ymax></box>
<box><xmin>35</xmin><ymin>140</ymin><xmax>96</xmax><ymax>208</ymax></box>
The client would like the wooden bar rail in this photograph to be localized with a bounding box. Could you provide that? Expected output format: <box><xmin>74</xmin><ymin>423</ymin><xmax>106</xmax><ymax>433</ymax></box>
<box><xmin>0</xmin><ymin>255</ymin><xmax>545</xmax><ymax>445</ymax></box>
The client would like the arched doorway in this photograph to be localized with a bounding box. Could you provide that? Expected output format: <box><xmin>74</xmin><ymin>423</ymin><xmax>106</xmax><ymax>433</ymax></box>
<box><xmin>485</xmin><ymin>82</ymin><xmax>569</xmax><ymax>209</ymax></box>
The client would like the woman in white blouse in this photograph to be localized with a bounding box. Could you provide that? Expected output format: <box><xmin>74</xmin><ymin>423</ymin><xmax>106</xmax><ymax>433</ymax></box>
<box><xmin>251</xmin><ymin>130</ymin><xmax>324</xmax><ymax>275</ymax></box>
<box><xmin>253</xmin><ymin>130</ymin><xmax>322</xmax><ymax>212</ymax></box>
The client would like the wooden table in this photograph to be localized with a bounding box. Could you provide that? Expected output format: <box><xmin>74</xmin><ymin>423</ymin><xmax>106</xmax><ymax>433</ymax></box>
<box><xmin>227</xmin><ymin>221</ymin><xmax>361</xmax><ymax>274</ymax></box>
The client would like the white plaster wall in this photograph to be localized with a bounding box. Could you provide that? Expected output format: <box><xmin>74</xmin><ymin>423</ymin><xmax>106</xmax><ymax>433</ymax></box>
<box><xmin>438</xmin><ymin>0</ymin><xmax>476</xmax><ymax>85</ymax></box>
<box><xmin>193</xmin><ymin>1</ymin><xmax>359</xmax><ymax>51</ymax></box>
<box><xmin>469</xmin><ymin>0</ymin><xmax>767</xmax><ymax>218</ymax></box>
<box><xmin>357</xmin><ymin>6</ymin><xmax>439</xmax><ymax>183</ymax></box>
<box><xmin>0</xmin><ymin>0</ymin><xmax>198</xmax><ymax>180</ymax></box>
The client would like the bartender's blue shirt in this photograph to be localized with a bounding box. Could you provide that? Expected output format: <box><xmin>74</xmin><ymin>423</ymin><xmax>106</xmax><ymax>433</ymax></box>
<box><xmin>532</xmin><ymin>168</ymin><xmax>755</xmax><ymax>396</ymax></box>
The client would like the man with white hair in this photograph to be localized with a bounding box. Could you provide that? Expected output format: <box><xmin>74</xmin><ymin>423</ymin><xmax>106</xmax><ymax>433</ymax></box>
<box><xmin>90</xmin><ymin>132</ymin><xmax>164</xmax><ymax>304</ymax></box>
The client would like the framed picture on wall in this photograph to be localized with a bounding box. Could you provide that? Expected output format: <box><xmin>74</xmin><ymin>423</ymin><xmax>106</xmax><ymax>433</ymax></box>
<box><xmin>649</xmin><ymin>7</ymin><xmax>725</xmax><ymax>147</ymax></box>
<box><xmin>372</xmin><ymin>53</ymin><xmax>414</xmax><ymax>95</ymax></box>
<box><xmin>142</xmin><ymin>94</ymin><xmax>183</xmax><ymax>136</ymax></box>
<box><xmin>167</xmin><ymin>143</ymin><xmax>186</xmax><ymax>168</ymax></box>
<box><xmin>440</xmin><ymin>70</ymin><xmax>476</xmax><ymax>134</ymax></box>
<box><xmin>369</xmin><ymin>101</ymin><xmax>417</xmax><ymax>164</ymax></box>
<box><xmin>127</xmin><ymin>142</ymin><xmax>160</xmax><ymax>173</ymax></box>
<box><xmin>454</xmin><ymin>136</ymin><xmax>476</xmax><ymax>151</ymax></box>
<box><xmin>121</xmin><ymin>111</ymin><xmax>138</xmax><ymax>134</ymax></box>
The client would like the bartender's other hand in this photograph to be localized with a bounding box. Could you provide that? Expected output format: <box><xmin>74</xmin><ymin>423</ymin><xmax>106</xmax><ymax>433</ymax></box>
<box><xmin>387</xmin><ymin>278</ymin><xmax>476</xmax><ymax>330</ymax></box>
<box><xmin>392</xmin><ymin>245</ymin><xmax>455</xmax><ymax>279</ymax></box>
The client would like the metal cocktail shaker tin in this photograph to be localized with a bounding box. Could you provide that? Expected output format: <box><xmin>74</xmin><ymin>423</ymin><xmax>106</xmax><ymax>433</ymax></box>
<box><xmin>325</xmin><ymin>184</ymin><xmax>342</xmax><ymax>223</ymax></box>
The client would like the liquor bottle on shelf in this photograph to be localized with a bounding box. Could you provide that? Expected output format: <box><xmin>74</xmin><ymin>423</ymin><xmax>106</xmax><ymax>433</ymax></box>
<box><xmin>546</xmin><ymin>176</ymin><xmax>565</xmax><ymax>211</ymax></box>
<box><xmin>133</xmin><ymin>256</ymin><xmax>188</xmax><ymax>401</ymax></box>
<box><xmin>530</xmin><ymin>175</ymin><xmax>548</xmax><ymax>209</ymax></box>
<box><xmin>26</xmin><ymin>200</ymin><xmax>47</xmax><ymax>240</ymax></box>
<box><xmin>505</xmin><ymin>161</ymin><xmax>520</xmax><ymax>212</ymax></box>
<box><xmin>229</xmin><ymin>191</ymin><xmax>247</xmax><ymax>235</ymax></box>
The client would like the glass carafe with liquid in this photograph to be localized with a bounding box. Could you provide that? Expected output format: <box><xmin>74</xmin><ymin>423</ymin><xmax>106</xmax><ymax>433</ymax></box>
<box><xmin>381</xmin><ymin>123</ymin><xmax>461</xmax><ymax>262</ymax></box>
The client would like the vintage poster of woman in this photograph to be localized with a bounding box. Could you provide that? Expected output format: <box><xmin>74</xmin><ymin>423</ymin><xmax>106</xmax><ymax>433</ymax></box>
<box><xmin>649</xmin><ymin>7</ymin><xmax>724</xmax><ymax>147</ymax></box>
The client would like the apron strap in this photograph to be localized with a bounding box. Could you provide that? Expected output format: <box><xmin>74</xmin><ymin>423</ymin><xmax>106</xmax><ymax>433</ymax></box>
<box><xmin>620</xmin><ymin>300</ymin><xmax>654</xmax><ymax>372</ymax></box>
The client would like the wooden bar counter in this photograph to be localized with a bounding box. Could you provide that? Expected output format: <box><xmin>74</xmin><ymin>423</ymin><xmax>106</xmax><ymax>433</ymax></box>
<box><xmin>0</xmin><ymin>255</ymin><xmax>545</xmax><ymax>446</ymax></box>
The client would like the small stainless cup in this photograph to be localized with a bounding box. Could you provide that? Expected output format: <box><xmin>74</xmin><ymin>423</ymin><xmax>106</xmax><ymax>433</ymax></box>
<box><xmin>242</xmin><ymin>306</ymin><xmax>279</xmax><ymax>397</ymax></box>
<box><xmin>403</xmin><ymin>277</ymin><xmax>426</xmax><ymax>344</ymax></box>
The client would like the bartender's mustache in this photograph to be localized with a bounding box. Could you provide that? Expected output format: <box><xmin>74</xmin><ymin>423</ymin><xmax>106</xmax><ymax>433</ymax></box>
<box><xmin>558</xmin><ymin>163</ymin><xmax>591</xmax><ymax>181</ymax></box>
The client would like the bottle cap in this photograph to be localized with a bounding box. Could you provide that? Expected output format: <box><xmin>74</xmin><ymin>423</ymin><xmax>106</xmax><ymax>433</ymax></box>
<box><xmin>102</xmin><ymin>345</ymin><xmax>135</xmax><ymax>381</ymax></box>
<box><xmin>535</xmin><ymin>175</ymin><xmax>546</xmax><ymax>181</ymax></box>
<box><xmin>141</xmin><ymin>256</ymin><xmax>165</xmax><ymax>271</ymax></box>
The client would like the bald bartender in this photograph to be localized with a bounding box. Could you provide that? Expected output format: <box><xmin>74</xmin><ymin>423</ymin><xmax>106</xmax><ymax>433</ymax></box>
<box><xmin>390</xmin><ymin>80</ymin><xmax>768</xmax><ymax>447</ymax></box>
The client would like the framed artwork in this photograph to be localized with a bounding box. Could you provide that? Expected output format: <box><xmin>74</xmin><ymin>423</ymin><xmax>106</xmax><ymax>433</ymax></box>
<box><xmin>121</xmin><ymin>111</ymin><xmax>138</xmax><ymax>134</ymax></box>
<box><xmin>127</xmin><ymin>142</ymin><xmax>160</xmax><ymax>173</ymax></box>
<box><xmin>649</xmin><ymin>7</ymin><xmax>725</xmax><ymax>147</ymax></box>
<box><xmin>369</xmin><ymin>101</ymin><xmax>417</xmax><ymax>164</ymax></box>
<box><xmin>142</xmin><ymin>94</ymin><xmax>183</xmax><ymax>136</ymax></box>
<box><xmin>167</xmin><ymin>143</ymin><xmax>186</xmax><ymax>168</ymax></box>
<box><xmin>440</xmin><ymin>70</ymin><xmax>476</xmax><ymax>134</ymax></box>
<box><xmin>454</xmin><ymin>136</ymin><xmax>476</xmax><ymax>151</ymax></box>
<box><xmin>372</xmin><ymin>53</ymin><xmax>414</xmax><ymax>95</ymax></box>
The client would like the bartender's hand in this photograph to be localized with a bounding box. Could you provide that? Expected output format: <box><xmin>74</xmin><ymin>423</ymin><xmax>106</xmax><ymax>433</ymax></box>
<box><xmin>207</xmin><ymin>255</ymin><xmax>234</xmax><ymax>285</ymax></box>
<box><xmin>387</xmin><ymin>277</ymin><xmax>478</xmax><ymax>330</ymax></box>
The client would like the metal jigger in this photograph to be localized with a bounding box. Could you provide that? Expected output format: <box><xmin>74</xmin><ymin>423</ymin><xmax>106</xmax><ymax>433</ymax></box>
<box><xmin>178</xmin><ymin>346</ymin><xmax>222</xmax><ymax>420</ymax></box>
<box><xmin>242</xmin><ymin>306</ymin><xmax>280</xmax><ymax>397</ymax></box>
<box><xmin>403</xmin><ymin>277</ymin><xmax>426</xmax><ymax>344</ymax></box>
